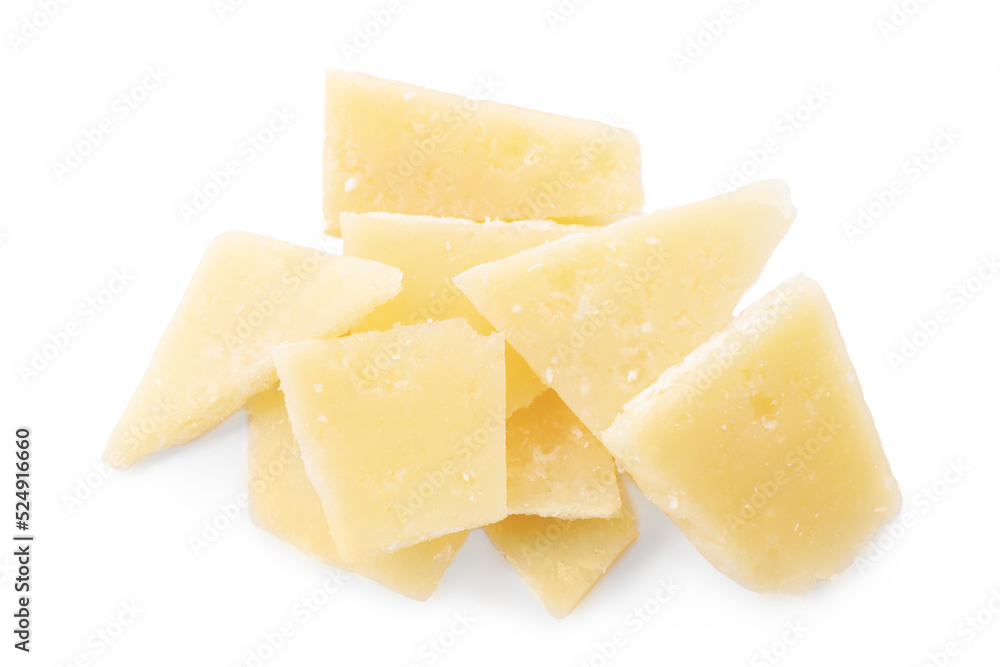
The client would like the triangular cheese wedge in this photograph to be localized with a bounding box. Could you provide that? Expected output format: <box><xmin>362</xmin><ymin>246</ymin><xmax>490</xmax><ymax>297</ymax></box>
<box><xmin>602</xmin><ymin>275</ymin><xmax>902</xmax><ymax>592</ymax></box>
<box><xmin>454</xmin><ymin>180</ymin><xmax>796</xmax><ymax>436</ymax></box>
<box><xmin>485</xmin><ymin>478</ymin><xmax>638</xmax><ymax>618</ymax></box>
<box><xmin>104</xmin><ymin>231</ymin><xmax>402</xmax><ymax>470</ymax></box>
<box><xmin>506</xmin><ymin>390</ymin><xmax>620</xmax><ymax>519</ymax></box>
<box><xmin>247</xmin><ymin>387</ymin><xmax>466</xmax><ymax>601</ymax></box>
<box><xmin>323</xmin><ymin>70</ymin><xmax>643</xmax><ymax>234</ymax></box>
<box><xmin>273</xmin><ymin>320</ymin><xmax>506</xmax><ymax>562</ymax></box>
<box><xmin>342</xmin><ymin>212</ymin><xmax>594</xmax><ymax>416</ymax></box>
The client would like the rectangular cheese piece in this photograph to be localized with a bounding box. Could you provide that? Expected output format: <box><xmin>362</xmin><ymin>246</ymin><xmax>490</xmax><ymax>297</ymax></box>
<box><xmin>342</xmin><ymin>212</ymin><xmax>593</xmax><ymax>416</ymax></box>
<box><xmin>273</xmin><ymin>320</ymin><xmax>507</xmax><ymax>561</ymax></box>
<box><xmin>246</xmin><ymin>387</ymin><xmax>466</xmax><ymax>601</ymax></box>
<box><xmin>104</xmin><ymin>231</ymin><xmax>402</xmax><ymax>470</ymax></box>
<box><xmin>323</xmin><ymin>70</ymin><xmax>643</xmax><ymax>234</ymax></box>
<box><xmin>454</xmin><ymin>180</ymin><xmax>796</xmax><ymax>437</ymax></box>
<box><xmin>602</xmin><ymin>275</ymin><xmax>902</xmax><ymax>593</ymax></box>
<box><xmin>506</xmin><ymin>390</ymin><xmax>620</xmax><ymax>519</ymax></box>
<box><xmin>485</xmin><ymin>479</ymin><xmax>638</xmax><ymax>618</ymax></box>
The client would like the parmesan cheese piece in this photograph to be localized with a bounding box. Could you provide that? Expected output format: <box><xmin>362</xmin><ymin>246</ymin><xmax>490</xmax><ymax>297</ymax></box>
<box><xmin>453</xmin><ymin>180</ymin><xmax>796</xmax><ymax>436</ymax></box>
<box><xmin>104</xmin><ymin>231</ymin><xmax>402</xmax><ymax>470</ymax></box>
<box><xmin>485</xmin><ymin>480</ymin><xmax>638</xmax><ymax>618</ymax></box>
<box><xmin>247</xmin><ymin>387</ymin><xmax>466</xmax><ymax>601</ymax></box>
<box><xmin>323</xmin><ymin>70</ymin><xmax>643</xmax><ymax>234</ymax></box>
<box><xmin>341</xmin><ymin>212</ymin><xmax>593</xmax><ymax>416</ymax></box>
<box><xmin>602</xmin><ymin>275</ymin><xmax>902</xmax><ymax>592</ymax></box>
<box><xmin>506</xmin><ymin>390</ymin><xmax>620</xmax><ymax>519</ymax></box>
<box><xmin>273</xmin><ymin>320</ymin><xmax>507</xmax><ymax>561</ymax></box>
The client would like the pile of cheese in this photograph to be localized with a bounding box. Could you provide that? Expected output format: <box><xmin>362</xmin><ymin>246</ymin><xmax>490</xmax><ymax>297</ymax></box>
<box><xmin>104</xmin><ymin>71</ymin><xmax>901</xmax><ymax>616</ymax></box>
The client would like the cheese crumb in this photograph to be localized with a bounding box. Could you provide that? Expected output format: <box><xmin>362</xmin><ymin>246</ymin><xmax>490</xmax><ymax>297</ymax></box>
<box><xmin>314</xmin><ymin>384</ymin><xmax>323</xmax><ymax>393</ymax></box>
<box><xmin>317</xmin><ymin>413</ymin><xmax>328</xmax><ymax>424</ymax></box>
<box><xmin>344</xmin><ymin>177</ymin><xmax>359</xmax><ymax>192</ymax></box>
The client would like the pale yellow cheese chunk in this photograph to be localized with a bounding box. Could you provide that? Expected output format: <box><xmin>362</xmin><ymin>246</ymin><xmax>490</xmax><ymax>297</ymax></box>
<box><xmin>485</xmin><ymin>480</ymin><xmax>638</xmax><ymax>618</ymax></box>
<box><xmin>246</xmin><ymin>387</ymin><xmax>466</xmax><ymax>600</ymax></box>
<box><xmin>273</xmin><ymin>320</ymin><xmax>506</xmax><ymax>561</ymax></box>
<box><xmin>454</xmin><ymin>180</ymin><xmax>796</xmax><ymax>437</ymax></box>
<box><xmin>104</xmin><ymin>231</ymin><xmax>402</xmax><ymax>470</ymax></box>
<box><xmin>323</xmin><ymin>70</ymin><xmax>643</xmax><ymax>234</ymax></box>
<box><xmin>342</xmin><ymin>212</ymin><xmax>593</xmax><ymax>416</ymax></box>
<box><xmin>506</xmin><ymin>390</ymin><xmax>620</xmax><ymax>519</ymax></box>
<box><xmin>602</xmin><ymin>275</ymin><xmax>902</xmax><ymax>593</ymax></box>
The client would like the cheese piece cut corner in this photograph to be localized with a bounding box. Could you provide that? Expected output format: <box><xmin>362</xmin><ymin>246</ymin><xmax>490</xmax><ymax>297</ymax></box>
<box><xmin>324</xmin><ymin>70</ymin><xmax>643</xmax><ymax>234</ymax></box>
<box><xmin>454</xmin><ymin>180</ymin><xmax>796</xmax><ymax>436</ymax></box>
<box><xmin>273</xmin><ymin>319</ymin><xmax>507</xmax><ymax>562</ymax></box>
<box><xmin>104</xmin><ymin>231</ymin><xmax>402</xmax><ymax>470</ymax></box>
<box><xmin>246</xmin><ymin>387</ymin><xmax>466</xmax><ymax>601</ymax></box>
<box><xmin>601</xmin><ymin>274</ymin><xmax>902</xmax><ymax>593</ymax></box>
<box><xmin>505</xmin><ymin>357</ymin><xmax>550</xmax><ymax>418</ymax></box>
<box><xmin>485</xmin><ymin>478</ymin><xmax>638</xmax><ymax>618</ymax></box>
<box><xmin>506</xmin><ymin>390</ymin><xmax>620</xmax><ymax>519</ymax></box>
<box><xmin>341</xmin><ymin>212</ymin><xmax>593</xmax><ymax>417</ymax></box>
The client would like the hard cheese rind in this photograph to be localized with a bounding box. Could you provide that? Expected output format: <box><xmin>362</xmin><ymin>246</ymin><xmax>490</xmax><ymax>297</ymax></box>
<box><xmin>247</xmin><ymin>387</ymin><xmax>466</xmax><ymax>600</ymax></box>
<box><xmin>602</xmin><ymin>275</ymin><xmax>902</xmax><ymax>593</ymax></box>
<box><xmin>550</xmin><ymin>212</ymin><xmax>637</xmax><ymax>227</ymax></box>
<box><xmin>342</xmin><ymin>212</ymin><xmax>593</xmax><ymax>416</ymax></box>
<box><xmin>104</xmin><ymin>231</ymin><xmax>402</xmax><ymax>470</ymax></box>
<box><xmin>273</xmin><ymin>320</ymin><xmax>507</xmax><ymax>561</ymax></box>
<box><xmin>454</xmin><ymin>180</ymin><xmax>796</xmax><ymax>436</ymax></box>
<box><xmin>323</xmin><ymin>70</ymin><xmax>643</xmax><ymax>234</ymax></box>
<box><xmin>506</xmin><ymin>390</ymin><xmax>620</xmax><ymax>519</ymax></box>
<box><xmin>485</xmin><ymin>480</ymin><xmax>638</xmax><ymax>618</ymax></box>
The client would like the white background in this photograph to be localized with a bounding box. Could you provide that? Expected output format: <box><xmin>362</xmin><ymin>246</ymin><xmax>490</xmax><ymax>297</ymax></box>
<box><xmin>2</xmin><ymin>0</ymin><xmax>999</xmax><ymax>665</ymax></box>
